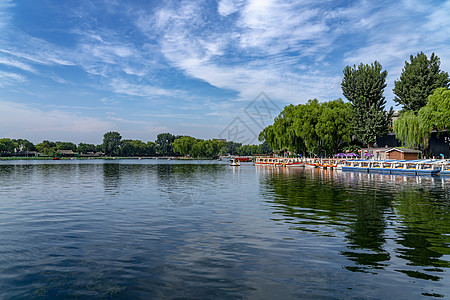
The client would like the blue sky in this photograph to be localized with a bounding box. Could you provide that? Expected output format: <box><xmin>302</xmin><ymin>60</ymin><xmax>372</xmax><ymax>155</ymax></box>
<box><xmin>0</xmin><ymin>0</ymin><xmax>449</xmax><ymax>145</ymax></box>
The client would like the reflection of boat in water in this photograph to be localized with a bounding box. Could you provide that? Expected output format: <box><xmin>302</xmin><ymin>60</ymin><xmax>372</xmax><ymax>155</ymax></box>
<box><xmin>230</xmin><ymin>158</ymin><xmax>240</xmax><ymax>166</ymax></box>
<box><xmin>342</xmin><ymin>159</ymin><xmax>442</xmax><ymax>175</ymax></box>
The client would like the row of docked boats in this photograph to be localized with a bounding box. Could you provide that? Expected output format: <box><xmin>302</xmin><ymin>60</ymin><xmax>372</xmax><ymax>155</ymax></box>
<box><xmin>342</xmin><ymin>159</ymin><xmax>450</xmax><ymax>175</ymax></box>
<box><xmin>253</xmin><ymin>157</ymin><xmax>450</xmax><ymax>176</ymax></box>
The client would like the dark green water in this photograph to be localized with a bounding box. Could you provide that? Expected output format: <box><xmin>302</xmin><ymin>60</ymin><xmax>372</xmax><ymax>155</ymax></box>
<box><xmin>0</xmin><ymin>160</ymin><xmax>449</xmax><ymax>299</ymax></box>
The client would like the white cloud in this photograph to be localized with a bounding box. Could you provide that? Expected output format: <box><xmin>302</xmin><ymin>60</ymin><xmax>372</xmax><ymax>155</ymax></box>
<box><xmin>0</xmin><ymin>57</ymin><xmax>36</xmax><ymax>72</ymax></box>
<box><xmin>217</xmin><ymin>0</ymin><xmax>245</xmax><ymax>16</ymax></box>
<box><xmin>0</xmin><ymin>100</ymin><xmax>113</xmax><ymax>143</ymax></box>
<box><xmin>0</xmin><ymin>70</ymin><xmax>26</xmax><ymax>86</ymax></box>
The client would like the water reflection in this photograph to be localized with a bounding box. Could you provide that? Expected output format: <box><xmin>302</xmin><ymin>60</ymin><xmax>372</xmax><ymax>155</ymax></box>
<box><xmin>259</xmin><ymin>167</ymin><xmax>450</xmax><ymax>283</ymax></box>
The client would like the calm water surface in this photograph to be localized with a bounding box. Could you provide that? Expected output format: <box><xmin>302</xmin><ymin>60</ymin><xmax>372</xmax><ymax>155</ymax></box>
<box><xmin>0</xmin><ymin>160</ymin><xmax>449</xmax><ymax>299</ymax></box>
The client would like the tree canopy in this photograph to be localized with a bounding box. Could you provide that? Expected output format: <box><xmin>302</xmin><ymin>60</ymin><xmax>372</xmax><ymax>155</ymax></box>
<box><xmin>341</xmin><ymin>61</ymin><xmax>393</xmax><ymax>147</ymax></box>
<box><xmin>259</xmin><ymin>99</ymin><xmax>352</xmax><ymax>156</ymax></box>
<box><xmin>102</xmin><ymin>131</ymin><xmax>122</xmax><ymax>156</ymax></box>
<box><xmin>393</xmin><ymin>52</ymin><xmax>449</xmax><ymax>111</ymax></box>
<box><xmin>393</xmin><ymin>87</ymin><xmax>450</xmax><ymax>149</ymax></box>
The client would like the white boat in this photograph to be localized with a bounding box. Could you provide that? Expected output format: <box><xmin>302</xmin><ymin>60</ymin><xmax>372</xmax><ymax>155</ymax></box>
<box><xmin>304</xmin><ymin>158</ymin><xmax>319</xmax><ymax>168</ymax></box>
<box><xmin>230</xmin><ymin>158</ymin><xmax>240</xmax><ymax>166</ymax></box>
<box><xmin>440</xmin><ymin>161</ymin><xmax>450</xmax><ymax>175</ymax></box>
<box><xmin>343</xmin><ymin>159</ymin><xmax>441</xmax><ymax>175</ymax></box>
<box><xmin>282</xmin><ymin>158</ymin><xmax>304</xmax><ymax>167</ymax></box>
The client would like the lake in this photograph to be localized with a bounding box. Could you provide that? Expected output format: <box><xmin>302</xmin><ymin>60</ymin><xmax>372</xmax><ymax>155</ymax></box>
<box><xmin>0</xmin><ymin>160</ymin><xmax>449</xmax><ymax>299</ymax></box>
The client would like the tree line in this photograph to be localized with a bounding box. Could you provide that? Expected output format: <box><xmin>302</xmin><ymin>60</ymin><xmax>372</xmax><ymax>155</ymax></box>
<box><xmin>0</xmin><ymin>132</ymin><xmax>272</xmax><ymax>158</ymax></box>
<box><xmin>259</xmin><ymin>52</ymin><xmax>449</xmax><ymax>157</ymax></box>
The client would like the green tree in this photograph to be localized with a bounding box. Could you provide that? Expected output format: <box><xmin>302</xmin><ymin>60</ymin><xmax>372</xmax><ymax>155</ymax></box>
<box><xmin>56</xmin><ymin>141</ymin><xmax>77</xmax><ymax>151</ymax></box>
<box><xmin>393</xmin><ymin>52</ymin><xmax>449</xmax><ymax>111</ymax></box>
<box><xmin>156</xmin><ymin>133</ymin><xmax>176</xmax><ymax>156</ymax></box>
<box><xmin>259</xmin><ymin>104</ymin><xmax>306</xmax><ymax>156</ymax></box>
<box><xmin>77</xmin><ymin>143</ymin><xmax>96</xmax><ymax>154</ymax></box>
<box><xmin>102</xmin><ymin>131</ymin><xmax>122</xmax><ymax>156</ymax></box>
<box><xmin>36</xmin><ymin>140</ymin><xmax>57</xmax><ymax>155</ymax></box>
<box><xmin>0</xmin><ymin>138</ymin><xmax>18</xmax><ymax>154</ymax></box>
<box><xmin>119</xmin><ymin>139</ymin><xmax>147</xmax><ymax>156</ymax></box>
<box><xmin>146</xmin><ymin>141</ymin><xmax>157</xmax><ymax>156</ymax></box>
<box><xmin>12</xmin><ymin>139</ymin><xmax>35</xmax><ymax>151</ymax></box>
<box><xmin>173</xmin><ymin>136</ymin><xmax>197</xmax><ymax>156</ymax></box>
<box><xmin>418</xmin><ymin>87</ymin><xmax>450</xmax><ymax>133</ymax></box>
<box><xmin>394</xmin><ymin>88</ymin><xmax>450</xmax><ymax>150</ymax></box>
<box><xmin>341</xmin><ymin>61</ymin><xmax>393</xmax><ymax>147</ymax></box>
<box><xmin>315</xmin><ymin>99</ymin><xmax>352</xmax><ymax>154</ymax></box>
<box><xmin>393</xmin><ymin>110</ymin><xmax>425</xmax><ymax>149</ymax></box>
<box><xmin>293</xmin><ymin>100</ymin><xmax>320</xmax><ymax>155</ymax></box>
<box><xmin>225</xmin><ymin>141</ymin><xmax>242</xmax><ymax>155</ymax></box>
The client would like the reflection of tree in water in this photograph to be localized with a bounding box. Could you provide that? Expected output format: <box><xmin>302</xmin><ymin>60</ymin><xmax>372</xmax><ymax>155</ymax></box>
<box><xmin>262</xmin><ymin>169</ymin><xmax>450</xmax><ymax>282</ymax></box>
<box><xmin>103</xmin><ymin>163</ymin><xmax>121</xmax><ymax>195</ymax></box>
<box><xmin>156</xmin><ymin>163</ymin><xmax>225</xmax><ymax>207</ymax></box>
<box><xmin>393</xmin><ymin>188</ymin><xmax>450</xmax><ymax>281</ymax></box>
<box><xmin>261</xmin><ymin>169</ymin><xmax>392</xmax><ymax>273</ymax></box>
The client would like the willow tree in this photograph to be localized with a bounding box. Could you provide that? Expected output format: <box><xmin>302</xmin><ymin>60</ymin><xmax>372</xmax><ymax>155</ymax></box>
<box><xmin>341</xmin><ymin>61</ymin><xmax>393</xmax><ymax>147</ymax></box>
<box><xmin>394</xmin><ymin>88</ymin><xmax>450</xmax><ymax>149</ymax></box>
<box><xmin>393</xmin><ymin>52</ymin><xmax>449</xmax><ymax>111</ymax></box>
<box><xmin>393</xmin><ymin>111</ymin><xmax>426</xmax><ymax>148</ymax></box>
<box><xmin>315</xmin><ymin>99</ymin><xmax>352</xmax><ymax>154</ymax></box>
<box><xmin>418</xmin><ymin>87</ymin><xmax>450</xmax><ymax>133</ymax></box>
<box><xmin>258</xmin><ymin>105</ymin><xmax>306</xmax><ymax>155</ymax></box>
<box><xmin>293</xmin><ymin>100</ymin><xmax>321</xmax><ymax>155</ymax></box>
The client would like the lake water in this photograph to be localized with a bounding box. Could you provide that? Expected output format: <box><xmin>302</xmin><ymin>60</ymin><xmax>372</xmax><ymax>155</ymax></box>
<box><xmin>0</xmin><ymin>160</ymin><xmax>449</xmax><ymax>299</ymax></box>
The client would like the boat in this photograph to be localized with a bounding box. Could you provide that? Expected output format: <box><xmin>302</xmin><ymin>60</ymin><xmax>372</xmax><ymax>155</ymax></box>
<box><xmin>230</xmin><ymin>158</ymin><xmax>240</xmax><ymax>166</ymax></box>
<box><xmin>254</xmin><ymin>157</ymin><xmax>284</xmax><ymax>166</ymax></box>
<box><xmin>343</xmin><ymin>159</ymin><xmax>441</xmax><ymax>175</ymax></box>
<box><xmin>439</xmin><ymin>161</ymin><xmax>450</xmax><ymax>175</ymax></box>
<box><xmin>282</xmin><ymin>158</ymin><xmax>304</xmax><ymax>167</ymax></box>
<box><xmin>305</xmin><ymin>158</ymin><xmax>319</xmax><ymax>168</ymax></box>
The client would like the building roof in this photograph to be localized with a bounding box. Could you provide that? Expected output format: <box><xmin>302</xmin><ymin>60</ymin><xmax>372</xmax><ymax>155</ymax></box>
<box><xmin>361</xmin><ymin>147</ymin><xmax>394</xmax><ymax>152</ymax></box>
<box><xmin>385</xmin><ymin>148</ymin><xmax>422</xmax><ymax>154</ymax></box>
<box><xmin>57</xmin><ymin>150</ymin><xmax>75</xmax><ymax>154</ymax></box>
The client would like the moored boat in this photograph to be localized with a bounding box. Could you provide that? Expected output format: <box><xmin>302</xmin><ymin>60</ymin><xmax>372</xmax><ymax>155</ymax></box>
<box><xmin>439</xmin><ymin>161</ymin><xmax>450</xmax><ymax>175</ymax></box>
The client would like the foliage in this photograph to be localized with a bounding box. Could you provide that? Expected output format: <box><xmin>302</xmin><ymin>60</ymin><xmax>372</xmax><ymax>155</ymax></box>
<box><xmin>393</xmin><ymin>52</ymin><xmax>449</xmax><ymax>111</ymax></box>
<box><xmin>394</xmin><ymin>88</ymin><xmax>450</xmax><ymax>149</ymax></box>
<box><xmin>236</xmin><ymin>142</ymin><xmax>272</xmax><ymax>156</ymax></box>
<box><xmin>102</xmin><ymin>131</ymin><xmax>122</xmax><ymax>156</ymax></box>
<box><xmin>0</xmin><ymin>138</ymin><xmax>18</xmax><ymax>153</ymax></box>
<box><xmin>155</xmin><ymin>133</ymin><xmax>177</xmax><ymax>156</ymax></box>
<box><xmin>12</xmin><ymin>139</ymin><xmax>35</xmax><ymax>151</ymax></box>
<box><xmin>36</xmin><ymin>140</ymin><xmax>57</xmax><ymax>155</ymax></box>
<box><xmin>173</xmin><ymin>136</ymin><xmax>197</xmax><ymax>156</ymax></box>
<box><xmin>393</xmin><ymin>111</ymin><xmax>425</xmax><ymax>148</ymax></box>
<box><xmin>418</xmin><ymin>88</ymin><xmax>450</xmax><ymax>133</ymax></box>
<box><xmin>341</xmin><ymin>61</ymin><xmax>393</xmax><ymax>146</ymax></box>
<box><xmin>315</xmin><ymin>99</ymin><xmax>353</xmax><ymax>154</ymax></box>
<box><xmin>259</xmin><ymin>99</ymin><xmax>352</xmax><ymax>157</ymax></box>
<box><xmin>172</xmin><ymin>137</ymin><xmax>225</xmax><ymax>158</ymax></box>
<box><xmin>225</xmin><ymin>141</ymin><xmax>242</xmax><ymax>155</ymax></box>
<box><xmin>56</xmin><ymin>141</ymin><xmax>77</xmax><ymax>151</ymax></box>
<box><xmin>120</xmin><ymin>139</ymin><xmax>148</xmax><ymax>156</ymax></box>
<box><xmin>146</xmin><ymin>141</ymin><xmax>157</xmax><ymax>156</ymax></box>
<box><xmin>77</xmin><ymin>143</ymin><xmax>96</xmax><ymax>154</ymax></box>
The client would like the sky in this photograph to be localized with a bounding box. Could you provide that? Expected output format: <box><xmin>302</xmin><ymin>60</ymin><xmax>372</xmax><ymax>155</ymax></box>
<box><xmin>0</xmin><ymin>0</ymin><xmax>449</xmax><ymax>145</ymax></box>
